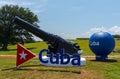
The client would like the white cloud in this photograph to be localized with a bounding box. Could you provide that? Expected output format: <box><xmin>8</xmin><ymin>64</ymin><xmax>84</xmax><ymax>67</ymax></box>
<box><xmin>59</xmin><ymin>33</ymin><xmax>73</xmax><ymax>39</ymax></box>
<box><xmin>0</xmin><ymin>1</ymin><xmax>16</xmax><ymax>7</ymax></box>
<box><xmin>80</xmin><ymin>26</ymin><xmax>120</xmax><ymax>38</ymax></box>
<box><xmin>19</xmin><ymin>2</ymin><xmax>34</xmax><ymax>7</ymax></box>
<box><xmin>58</xmin><ymin>32</ymin><xmax>78</xmax><ymax>39</ymax></box>
<box><xmin>0</xmin><ymin>0</ymin><xmax>48</xmax><ymax>14</ymax></box>
<box><xmin>108</xmin><ymin>26</ymin><xmax>120</xmax><ymax>34</ymax></box>
<box><xmin>35</xmin><ymin>26</ymin><xmax>120</xmax><ymax>40</ymax></box>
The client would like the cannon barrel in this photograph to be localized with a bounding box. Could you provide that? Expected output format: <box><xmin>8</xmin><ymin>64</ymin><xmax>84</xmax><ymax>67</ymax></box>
<box><xmin>14</xmin><ymin>16</ymin><xmax>49</xmax><ymax>41</ymax></box>
<box><xmin>14</xmin><ymin>16</ymin><xmax>81</xmax><ymax>55</ymax></box>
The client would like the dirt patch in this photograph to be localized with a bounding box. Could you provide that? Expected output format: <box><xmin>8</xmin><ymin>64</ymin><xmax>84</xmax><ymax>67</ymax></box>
<box><xmin>14</xmin><ymin>67</ymin><xmax>104</xmax><ymax>79</ymax></box>
<box><xmin>0</xmin><ymin>55</ymin><xmax>116</xmax><ymax>61</ymax></box>
<box><xmin>77</xmin><ymin>68</ymin><xmax>104</xmax><ymax>79</ymax></box>
<box><xmin>85</xmin><ymin>57</ymin><xmax>95</xmax><ymax>60</ymax></box>
<box><xmin>10</xmin><ymin>66</ymin><xmax>104</xmax><ymax>79</ymax></box>
<box><xmin>0</xmin><ymin>55</ymin><xmax>16</xmax><ymax>59</ymax></box>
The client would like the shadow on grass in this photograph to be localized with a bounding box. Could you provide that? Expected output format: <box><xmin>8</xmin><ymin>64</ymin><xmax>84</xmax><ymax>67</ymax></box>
<box><xmin>0</xmin><ymin>47</ymin><xmax>36</xmax><ymax>51</ymax></box>
<box><xmin>0</xmin><ymin>48</ymin><xmax>16</xmax><ymax>51</ymax></box>
<box><xmin>2</xmin><ymin>64</ymin><xmax>81</xmax><ymax>74</ymax></box>
<box><xmin>90</xmin><ymin>59</ymin><xmax>117</xmax><ymax>63</ymax></box>
<box><xmin>27</xmin><ymin>47</ymin><xmax>37</xmax><ymax>50</ymax></box>
<box><xmin>1</xmin><ymin>65</ymin><xmax>41</xmax><ymax>71</ymax></box>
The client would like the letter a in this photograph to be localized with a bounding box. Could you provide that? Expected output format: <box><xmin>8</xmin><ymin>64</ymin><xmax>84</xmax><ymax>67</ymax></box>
<box><xmin>71</xmin><ymin>54</ymin><xmax>80</xmax><ymax>66</ymax></box>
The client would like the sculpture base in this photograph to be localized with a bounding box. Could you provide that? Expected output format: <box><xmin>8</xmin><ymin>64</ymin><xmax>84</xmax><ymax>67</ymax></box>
<box><xmin>40</xmin><ymin>56</ymin><xmax>86</xmax><ymax>67</ymax></box>
<box><xmin>96</xmin><ymin>55</ymin><xmax>108</xmax><ymax>61</ymax></box>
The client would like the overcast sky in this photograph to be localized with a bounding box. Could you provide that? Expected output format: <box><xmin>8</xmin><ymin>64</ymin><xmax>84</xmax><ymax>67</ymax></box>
<box><xmin>1</xmin><ymin>0</ymin><xmax>120</xmax><ymax>39</ymax></box>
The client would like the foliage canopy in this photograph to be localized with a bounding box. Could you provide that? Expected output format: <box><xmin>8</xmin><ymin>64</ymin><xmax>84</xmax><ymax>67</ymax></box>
<box><xmin>0</xmin><ymin>5</ymin><xmax>39</xmax><ymax>50</ymax></box>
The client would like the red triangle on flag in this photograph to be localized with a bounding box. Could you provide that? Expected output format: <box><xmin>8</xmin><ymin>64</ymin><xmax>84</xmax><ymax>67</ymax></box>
<box><xmin>16</xmin><ymin>43</ymin><xmax>36</xmax><ymax>67</ymax></box>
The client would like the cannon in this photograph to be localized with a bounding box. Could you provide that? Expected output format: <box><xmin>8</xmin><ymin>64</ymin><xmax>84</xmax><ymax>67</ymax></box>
<box><xmin>14</xmin><ymin>16</ymin><xmax>82</xmax><ymax>55</ymax></box>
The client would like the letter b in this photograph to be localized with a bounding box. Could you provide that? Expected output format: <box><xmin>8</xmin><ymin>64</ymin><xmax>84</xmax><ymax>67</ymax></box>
<box><xmin>60</xmin><ymin>49</ymin><xmax>70</xmax><ymax>64</ymax></box>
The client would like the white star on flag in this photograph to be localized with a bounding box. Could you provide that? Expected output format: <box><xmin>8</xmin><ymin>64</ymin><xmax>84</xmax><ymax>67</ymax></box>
<box><xmin>19</xmin><ymin>51</ymin><xmax>28</xmax><ymax>60</ymax></box>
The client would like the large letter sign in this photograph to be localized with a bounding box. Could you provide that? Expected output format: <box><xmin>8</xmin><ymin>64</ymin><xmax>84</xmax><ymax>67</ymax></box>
<box><xmin>39</xmin><ymin>49</ymin><xmax>81</xmax><ymax>67</ymax></box>
<box><xmin>16</xmin><ymin>44</ymin><xmax>85</xmax><ymax>68</ymax></box>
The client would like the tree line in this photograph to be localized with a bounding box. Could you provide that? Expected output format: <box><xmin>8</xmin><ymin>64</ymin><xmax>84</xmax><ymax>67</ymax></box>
<box><xmin>113</xmin><ymin>35</ymin><xmax>120</xmax><ymax>38</ymax></box>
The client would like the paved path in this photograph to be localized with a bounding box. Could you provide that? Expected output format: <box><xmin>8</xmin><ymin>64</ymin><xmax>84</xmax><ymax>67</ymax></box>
<box><xmin>0</xmin><ymin>55</ymin><xmax>120</xmax><ymax>60</ymax></box>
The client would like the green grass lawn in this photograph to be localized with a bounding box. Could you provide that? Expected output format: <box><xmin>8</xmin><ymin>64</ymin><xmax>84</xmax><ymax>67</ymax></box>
<box><xmin>1</xmin><ymin>39</ymin><xmax>120</xmax><ymax>56</ymax></box>
<box><xmin>1</xmin><ymin>39</ymin><xmax>120</xmax><ymax>79</ymax></box>
<box><xmin>1</xmin><ymin>57</ymin><xmax>120</xmax><ymax>79</ymax></box>
<box><xmin>0</xmin><ymin>42</ymin><xmax>47</xmax><ymax>55</ymax></box>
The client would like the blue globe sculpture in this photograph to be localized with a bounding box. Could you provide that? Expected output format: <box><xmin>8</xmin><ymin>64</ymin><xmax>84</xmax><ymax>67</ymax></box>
<box><xmin>89</xmin><ymin>32</ymin><xmax>115</xmax><ymax>60</ymax></box>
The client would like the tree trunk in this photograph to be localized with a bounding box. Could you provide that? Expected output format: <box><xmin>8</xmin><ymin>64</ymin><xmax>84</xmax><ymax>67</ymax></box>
<box><xmin>1</xmin><ymin>43</ymin><xmax>8</xmax><ymax>50</ymax></box>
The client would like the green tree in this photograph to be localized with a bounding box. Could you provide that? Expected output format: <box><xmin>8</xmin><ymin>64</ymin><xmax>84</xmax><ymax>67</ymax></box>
<box><xmin>0</xmin><ymin>5</ymin><xmax>39</xmax><ymax>50</ymax></box>
<box><xmin>113</xmin><ymin>35</ymin><xmax>120</xmax><ymax>38</ymax></box>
